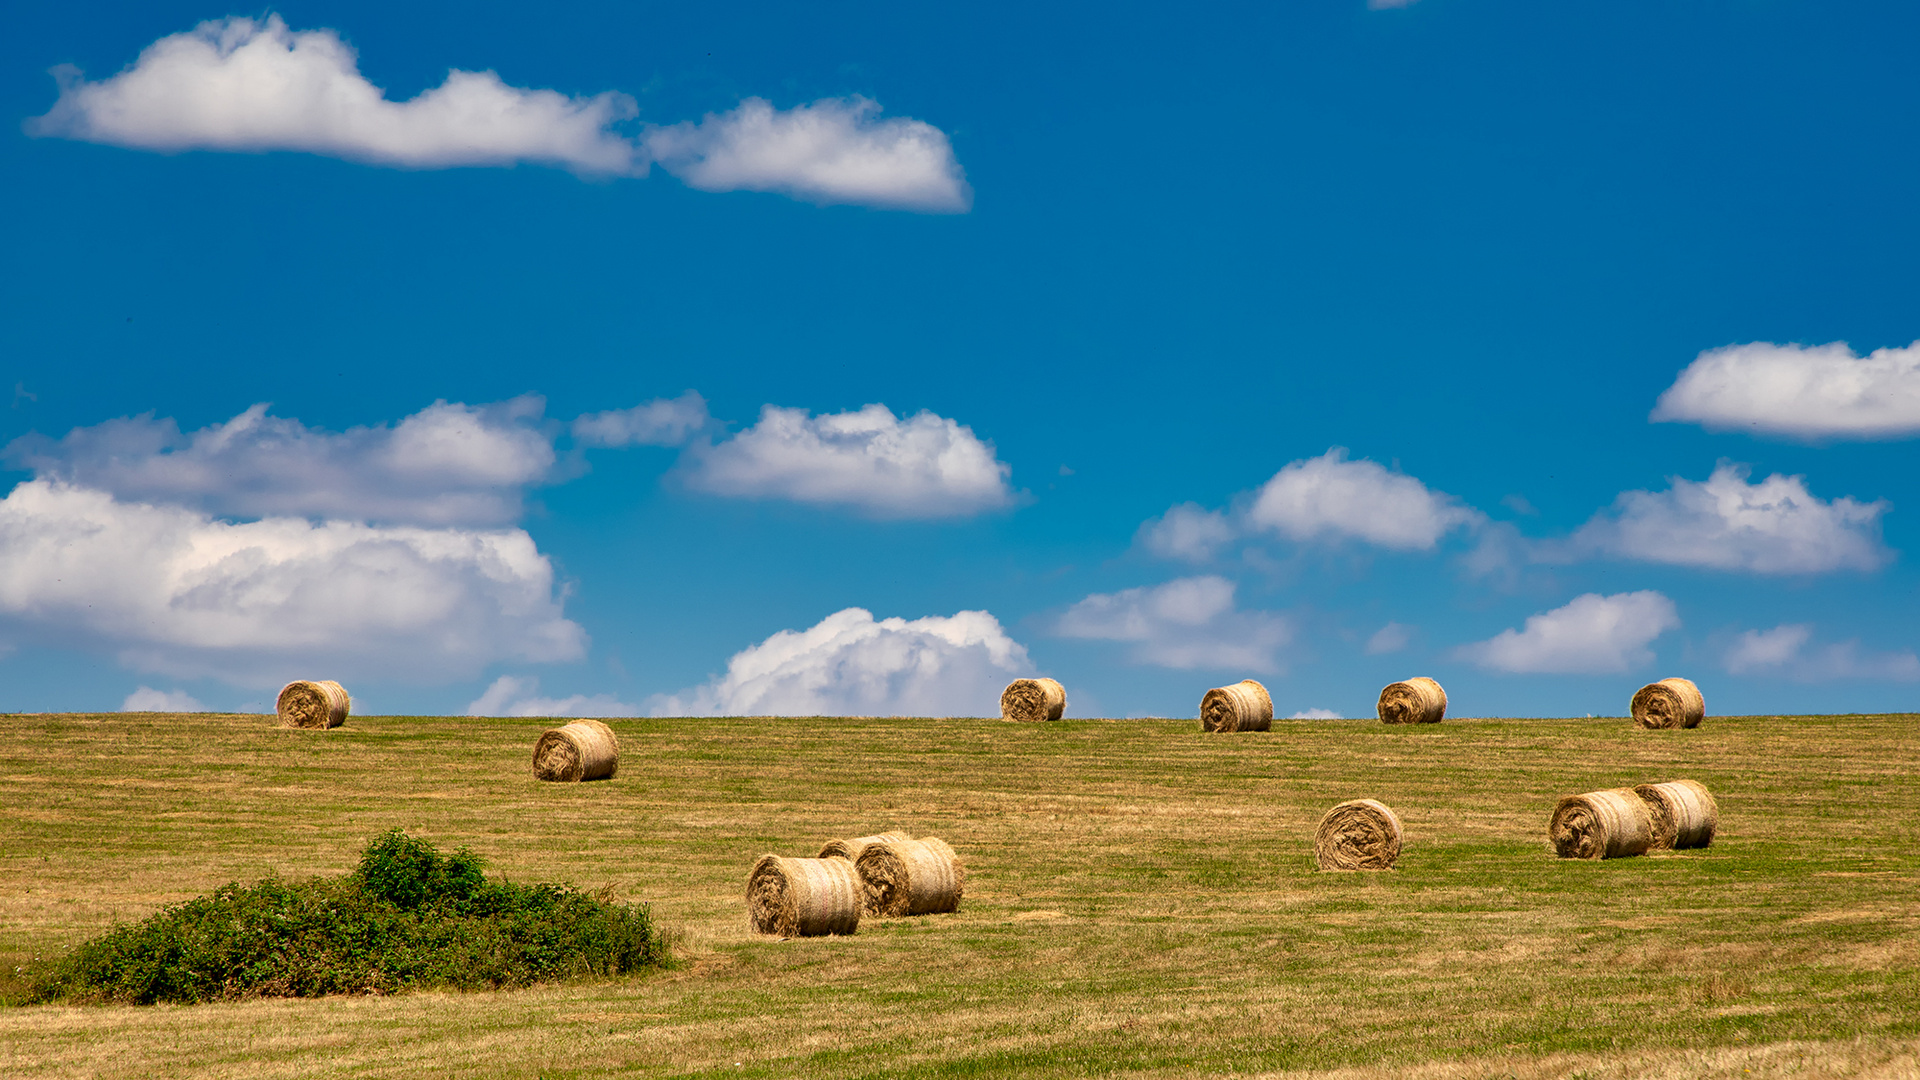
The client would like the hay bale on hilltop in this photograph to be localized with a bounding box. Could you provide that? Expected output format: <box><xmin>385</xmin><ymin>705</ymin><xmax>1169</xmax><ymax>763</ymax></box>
<box><xmin>1549</xmin><ymin>788</ymin><xmax>1652</xmax><ymax>860</ymax></box>
<box><xmin>531</xmin><ymin>719</ymin><xmax>619</xmax><ymax>782</ymax></box>
<box><xmin>1633</xmin><ymin>780</ymin><xmax>1719</xmax><ymax>850</ymax></box>
<box><xmin>1314</xmin><ymin>799</ymin><xmax>1404</xmax><ymax>871</ymax></box>
<box><xmin>854</xmin><ymin>836</ymin><xmax>965</xmax><ymax>916</ymax></box>
<box><xmin>1001</xmin><ymin>678</ymin><xmax>1067</xmax><ymax>722</ymax></box>
<box><xmin>1200</xmin><ymin>679</ymin><xmax>1273</xmax><ymax>732</ymax></box>
<box><xmin>746</xmin><ymin>855</ymin><xmax>863</xmax><ymax>937</ymax></box>
<box><xmin>1631</xmin><ymin>677</ymin><xmax>1705</xmax><ymax>730</ymax></box>
<box><xmin>277</xmin><ymin>680</ymin><xmax>350</xmax><ymax>729</ymax></box>
<box><xmin>818</xmin><ymin>831</ymin><xmax>913</xmax><ymax>862</ymax></box>
<box><xmin>1376</xmin><ymin>677</ymin><xmax>1446</xmax><ymax>724</ymax></box>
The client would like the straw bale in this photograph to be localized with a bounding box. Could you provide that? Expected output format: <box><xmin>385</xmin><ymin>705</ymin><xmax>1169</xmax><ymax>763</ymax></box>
<box><xmin>818</xmin><ymin>830</ymin><xmax>913</xmax><ymax>862</ymax></box>
<box><xmin>1199</xmin><ymin>679</ymin><xmax>1273</xmax><ymax>732</ymax></box>
<box><xmin>531</xmin><ymin>719</ymin><xmax>619</xmax><ymax>782</ymax></box>
<box><xmin>1376</xmin><ymin>676</ymin><xmax>1446</xmax><ymax>724</ymax></box>
<box><xmin>1314</xmin><ymin>799</ymin><xmax>1404</xmax><ymax>871</ymax></box>
<box><xmin>1550</xmin><ymin>787</ymin><xmax>1653</xmax><ymax>859</ymax></box>
<box><xmin>746</xmin><ymin>855</ymin><xmax>862</xmax><ymax>937</ymax></box>
<box><xmin>276</xmin><ymin>680</ymin><xmax>349</xmax><ymax>729</ymax></box>
<box><xmin>854</xmin><ymin>836</ymin><xmax>965</xmax><ymax>916</ymax></box>
<box><xmin>1633</xmin><ymin>779</ymin><xmax>1719</xmax><ymax>850</ymax></box>
<box><xmin>1631</xmin><ymin>677</ymin><xmax>1705</xmax><ymax>730</ymax></box>
<box><xmin>1001</xmin><ymin>678</ymin><xmax>1067</xmax><ymax>722</ymax></box>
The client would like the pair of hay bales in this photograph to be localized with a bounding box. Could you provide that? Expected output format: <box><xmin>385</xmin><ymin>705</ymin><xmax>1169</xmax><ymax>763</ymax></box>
<box><xmin>747</xmin><ymin>831</ymin><xmax>965</xmax><ymax>937</ymax></box>
<box><xmin>1632</xmin><ymin>677</ymin><xmax>1704</xmax><ymax>729</ymax></box>
<box><xmin>276</xmin><ymin>680</ymin><xmax>350</xmax><ymax>729</ymax></box>
<box><xmin>1001</xmin><ymin>678</ymin><xmax>1067</xmax><ymax>722</ymax></box>
<box><xmin>532</xmin><ymin>720</ymin><xmax>619</xmax><ymax>782</ymax></box>
<box><xmin>1549</xmin><ymin>780</ymin><xmax>1719</xmax><ymax>859</ymax></box>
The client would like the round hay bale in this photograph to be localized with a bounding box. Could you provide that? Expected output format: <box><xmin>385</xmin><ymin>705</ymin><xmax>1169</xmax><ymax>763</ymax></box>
<box><xmin>854</xmin><ymin>836</ymin><xmax>965</xmax><ymax>916</ymax></box>
<box><xmin>1314</xmin><ymin>799</ymin><xmax>1403</xmax><ymax>871</ymax></box>
<box><xmin>1376</xmin><ymin>677</ymin><xmax>1446</xmax><ymax>724</ymax></box>
<box><xmin>1631</xmin><ymin>677</ymin><xmax>1704</xmax><ymax>730</ymax></box>
<box><xmin>818</xmin><ymin>830</ymin><xmax>913</xmax><ymax>862</ymax></box>
<box><xmin>1000</xmin><ymin>678</ymin><xmax>1067</xmax><ymax>722</ymax></box>
<box><xmin>746</xmin><ymin>855</ymin><xmax>862</xmax><ymax>937</ymax></box>
<box><xmin>276</xmin><ymin>680</ymin><xmax>349</xmax><ymax>729</ymax></box>
<box><xmin>1633</xmin><ymin>780</ymin><xmax>1719</xmax><ymax>850</ymax></box>
<box><xmin>531</xmin><ymin>719</ymin><xmax>619</xmax><ymax>782</ymax></box>
<box><xmin>1549</xmin><ymin>788</ymin><xmax>1653</xmax><ymax>859</ymax></box>
<box><xmin>1199</xmin><ymin>679</ymin><xmax>1273</xmax><ymax>732</ymax></box>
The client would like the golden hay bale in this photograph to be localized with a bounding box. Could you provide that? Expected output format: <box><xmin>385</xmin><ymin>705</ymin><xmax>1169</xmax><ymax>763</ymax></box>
<box><xmin>1634</xmin><ymin>780</ymin><xmax>1719</xmax><ymax>850</ymax></box>
<box><xmin>854</xmin><ymin>836</ymin><xmax>965</xmax><ymax>916</ymax></box>
<box><xmin>276</xmin><ymin>680</ymin><xmax>349</xmax><ymax>729</ymax></box>
<box><xmin>1199</xmin><ymin>679</ymin><xmax>1273</xmax><ymax>732</ymax></box>
<box><xmin>1000</xmin><ymin>678</ymin><xmax>1067</xmax><ymax>722</ymax></box>
<box><xmin>1376</xmin><ymin>676</ymin><xmax>1446</xmax><ymax>724</ymax></box>
<box><xmin>1631</xmin><ymin>677</ymin><xmax>1705</xmax><ymax>729</ymax></box>
<box><xmin>1314</xmin><ymin>799</ymin><xmax>1404</xmax><ymax>871</ymax></box>
<box><xmin>531</xmin><ymin>719</ymin><xmax>619</xmax><ymax>782</ymax></box>
<box><xmin>818</xmin><ymin>830</ymin><xmax>913</xmax><ymax>862</ymax></box>
<box><xmin>746</xmin><ymin>855</ymin><xmax>863</xmax><ymax>937</ymax></box>
<box><xmin>1550</xmin><ymin>788</ymin><xmax>1653</xmax><ymax>859</ymax></box>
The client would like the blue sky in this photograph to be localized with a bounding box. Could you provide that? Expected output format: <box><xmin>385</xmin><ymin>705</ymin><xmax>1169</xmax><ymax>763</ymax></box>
<box><xmin>2</xmin><ymin>0</ymin><xmax>1917</xmax><ymax>719</ymax></box>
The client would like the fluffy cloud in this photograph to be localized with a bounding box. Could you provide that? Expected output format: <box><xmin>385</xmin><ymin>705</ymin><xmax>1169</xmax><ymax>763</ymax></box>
<box><xmin>122</xmin><ymin>686</ymin><xmax>206</xmax><ymax>712</ymax></box>
<box><xmin>571</xmin><ymin>391</ymin><xmax>709</xmax><ymax>448</ymax></box>
<box><xmin>1137</xmin><ymin>503</ymin><xmax>1237</xmax><ymax>562</ymax></box>
<box><xmin>1565</xmin><ymin>463</ymin><xmax>1890</xmax><ymax>574</ymax></box>
<box><xmin>1365</xmin><ymin>622</ymin><xmax>1412</xmax><ymax>655</ymax></box>
<box><xmin>683</xmin><ymin>404</ymin><xmax>1015</xmax><ymax>518</ymax></box>
<box><xmin>653</xmin><ymin>607</ymin><xmax>1026</xmax><ymax>716</ymax></box>
<box><xmin>466</xmin><ymin>675</ymin><xmax>639</xmax><ymax>717</ymax></box>
<box><xmin>1457</xmin><ymin>591</ymin><xmax>1679</xmax><ymax>674</ymax></box>
<box><xmin>1651</xmin><ymin>340</ymin><xmax>1920</xmax><ymax>439</ymax></box>
<box><xmin>1723</xmin><ymin>624</ymin><xmax>1920</xmax><ymax>681</ymax></box>
<box><xmin>0</xmin><ymin>480</ymin><xmax>584</xmax><ymax>685</ymax></box>
<box><xmin>1290</xmin><ymin>708</ymin><xmax>1342</xmax><ymax>719</ymax></box>
<box><xmin>1052</xmin><ymin>576</ymin><xmax>1292</xmax><ymax>672</ymax></box>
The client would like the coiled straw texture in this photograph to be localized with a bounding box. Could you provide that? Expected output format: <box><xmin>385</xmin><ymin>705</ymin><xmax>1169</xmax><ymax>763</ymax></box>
<box><xmin>1376</xmin><ymin>677</ymin><xmax>1446</xmax><ymax>724</ymax></box>
<box><xmin>1550</xmin><ymin>788</ymin><xmax>1653</xmax><ymax>859</ymax></box>
<box><xmin>276</xmin><ymin>680</ymin><xmax>349</xmax><ymax>729</ymax></box>
<box><xmin>1314</xmin><ymin>799</ymin><xmax>1403</xmax><ymax>870</ymax></box>
<box><xmin>1633</xmin><ymin>780</ymin><xmax>1719</xmax><ymax>850</ymax></box>
<box><xmin>818</xmin><ymin>830</ymin><xmax>913</xmax><ymax>862</ymax></box>
<box><xmin>854</xmin><ymin>837</ymin><xmax>965</xmax><ymax>916</ymax></box>
<box><xmin>746</xmin><ymin>855</ymin><xmax>863</xmax><ymax>937</ymax></box>
<box><xmin>1000</xmin><ymin>678</ymin><xmax>1067</xmax><ymax>722</ymax></box>
<box><xmin>1631</xmin><ymin>677</ymin><xmax>1705</xmax><ymax>729</ymax></box>
<box><xmin>1200</xmin><ymin>679</ymin><xmax>1273</xmax><ymax>732</ymax></box>
<box><xmin>531</xmin><ymin>719</ymin><xmax>619</xmax><ymax>782</ymax></box>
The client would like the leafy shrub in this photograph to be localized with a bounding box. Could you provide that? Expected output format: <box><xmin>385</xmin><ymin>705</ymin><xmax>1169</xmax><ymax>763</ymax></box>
<box><xmin>29</xmin><ymin>831</ymin><xmax>669</xmax><ymax>1004</ymax></box>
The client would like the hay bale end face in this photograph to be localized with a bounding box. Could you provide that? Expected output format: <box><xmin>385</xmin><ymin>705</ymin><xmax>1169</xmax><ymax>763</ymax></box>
<box><xmin>531</xmin><ymin>719</ymin><xmax>619</xmax><ymax>782</ymax></box>
<box><xmin>1550</xmin><ymin>788</ymin><xmax>1653</xmax><ymax>859</ymax></box>
<box><xmin>1200</xmin><ymin>679</ymin><xmax>1273</xmax><ymax>732</ymax></box>
<box><xmin>1000</xmin><ymin>678</ymin><xmax>1067</xmax><ymax>722</ymax></box>
<box><xmin>276</xmin><ymin>680</ymin><xmax>349</xmax><ymax>729</ymax></box>
<box><xmin>1634</xmin><ymin>780</ymin><xmax>1719</xmax><ymax>850</ymax></box>
<box><xmin>1376</xmin><ymin>677</ymin><xmax>1446</xmax><ymax>724</ymax></box>
<box><xmin>854</xmin><ymin>837</ymin><xmax>965</xmax><ymax>916</ymax></box>
<box><xmin>746</xmin><ymin>855</ymin><xmax>862</xmax><ymax>937</ymax></box>
<box><xmin>1315</xmin><ymin>799</ymin><xmax>1403</xmax><ymax>871</ymax></box>
<box><xmin>1631</xmin><ymin>677</ymin><xmax>1705</xmax><ymax>729</ymax></box>
<box><xmin>818</xmin><ymin>830</ymin><xmax>913</xmax><ymax>862</ymax></box>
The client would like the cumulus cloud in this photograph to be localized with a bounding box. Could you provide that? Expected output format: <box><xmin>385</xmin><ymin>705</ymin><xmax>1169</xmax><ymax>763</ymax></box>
<box><xmin>1137</xmin><ymin>503</ymin><xmax>1237</xmax><ymax>562</ymax></box>
<box><xmin>683</xmin><ymin>404</ymin><xmax>1015</xmax><ymax>518</ymax></box>
<box><xmin>1052</xmin><ymin>576</ymin><xmax>1292</xmax><ymax>672</ymax></box>
<box><xmin>1564</xmin><ymin>463</ymin><xmax>1890</xmax><ymax>574</ymax></box>
<box><xmin>1651</xmin><ymin>340</ymin><xmax>1920</xmax><ymax>439</ymax></box>
<box><xmin>1723</xmin><ymin>624</ymin><xmax>1920</xmax><ymax>681</ymax></box>
<box><xmin>653</xmin><ymin>607</ymin><xmax>1026</xmax><ymax>716</ymax></box>
<box><xmin>1249</xmin><ymin>449</ymin><xmax>1480</xmax><ymax>549</ymax></box>
<box><xmin>122</xmin><ymin>686</ymin><xmax>206</xmax><ymax>712</ymax></box>
<box><xmin>0</xmin><ymin>480</ymin><xmax>584</xmax><ymax>685</ymax></box>
<box><xmin>643</xmin><ymin>96</ymin><xmax>970</xmax><ymax>212</ymax></box>
<box><xmin>571</xmin><ymin>391</ymin><xmax>709</xmax><ymax>448</ymax></box>
<box><xmin>466</xmin><ymin>675</ymin><xmax>639</xmax><ymax>717</ymax></box>
<box><xmin>1457</xmin><ymin>591</ymin><xmax>1679</xmax><ymax>674</ymax></box>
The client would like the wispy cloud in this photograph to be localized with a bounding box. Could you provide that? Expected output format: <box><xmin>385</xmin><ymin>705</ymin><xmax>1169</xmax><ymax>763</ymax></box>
<box><xmin>1652</xmin><ymin>340</ymin><xmax>1920</xmax><ymax>439</ymax></box>
<box><xmin>571</xmin><ymin>392</ymin><xmax>710</xmax><ymax>449</ymax></box>
<box><xmin>122</xmin><ymin>686</ymin><xmax>206</xmax><ymax>712</ymax></box>
<box><xmin>1052</xmin><ymin>575</ymin><xmax>1292</xmax><ymax>672</ymax></box>
<box><xmin>1457</xmin><ymin>591</ymin><xmax>1679</xmax><ymax>674</ymax></box>
<box><xmin>1722</xmin><ymin>624</ymin><xmax>1920</xmax><ymax>681</ymax></box>
<box><xmin>466</xmin><ymin>675</ymin><xmax>638</xmax><ymax>717</ymax></box>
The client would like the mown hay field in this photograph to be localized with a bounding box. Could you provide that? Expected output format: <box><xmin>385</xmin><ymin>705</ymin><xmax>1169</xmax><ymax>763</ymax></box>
<box><xmin>1</xmin><ymin>710</ymin><xmax>1917</xmax><ymax>1079</ymax></box>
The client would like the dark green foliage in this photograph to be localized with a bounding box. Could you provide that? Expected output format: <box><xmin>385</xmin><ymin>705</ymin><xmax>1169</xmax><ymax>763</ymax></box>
<box><xmin>29</xmin><ymin>831</ymin><xmax>668</xmax><ymax>1004</ymax></box>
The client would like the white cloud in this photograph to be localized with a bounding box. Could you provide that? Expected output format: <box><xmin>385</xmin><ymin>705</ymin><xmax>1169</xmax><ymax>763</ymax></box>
<box><xmin>1137</xmin><ymin>502</ymin><xmax>1237</xmax><ymax>562</ymax></box>
<box><xmin>26</xmin><ymin>16</ymin><xmax>639</xmax><ymax>173</ymax></box>
<box><xmin>0</xmin><ymin>480</ymin><xmax>584</xmax><ymax>685</ymax></box>
<box><xmin>1723</xmin><ymin>624</ymin><xmax>1920</xmax><ymax>681</ymax></box>
<box><xmin>653</xmin><ymin>607</ymin><xmax>1026</xmax><ymax>716</ymax></box>
<box><xmin>1566</xmin><ymin>463</ymin><xmax>1890</xmax><ymax>574</ymax></box>
<box><xmin>1290</xmin><ymin>708</ymin><xmax>1342</xmax><ymax>719</ymax></box>
<box><xmin>1369</xmin><ymin>0</ymin><xmax>1421</xmax><ymax>9</ymax></box>
<box><xmin>466</xmin><ymin>675</ymin><xmax>638</xmax><ymax>717</ymax></box>
<box><xmin>643</xmin><ymin>96</ymin><xmax>970</xmax><ymax>212</ymax></box>
<box><xmin>1457</xmin><ymin>591</ymin><xmax>1679</xmax><ymax>674</ymax></box>
<box><xmin>122</xmin><ymin>686</ymin><xmax>206</xmax><ymax>712</ymax></box>
<box><xmin>1248</xmin><ymin>449</ymin><xmax>1480</xmax><ymax>550</ymax></box>
<box><xmin>571</xmin><ymin>392</ymin><xmax>709</xmax><ymax>448</ymax></box>
<box><xmin>5</xmin><ymin>396</ymin><xmax>556</xmax><ymax>527</ymax></box>
<box><xmin>1052</xmin><ymin>576</ymin><xmax>1292</xmax><ymax>672</ymax></box>
<box><xmin>1651</xmin><ymin>340</ymin><xmax>1920</xmax><ymax>439</ymax></box>
<box><xmin>683</xmin><ymin>404</ymin><xmax>1015</xmax><ymax>518</ymax></box>
<box><xmin>1365</xmin><ymin>622</ymin><xmax>1412</xmax><ymax>655</ymax></box>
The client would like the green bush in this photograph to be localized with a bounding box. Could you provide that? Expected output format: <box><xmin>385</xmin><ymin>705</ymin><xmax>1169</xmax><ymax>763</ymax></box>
<box><xmin>29</xmin><ymin>831</ymin><xmax>669</xmax><ymax>1004</ymax></box>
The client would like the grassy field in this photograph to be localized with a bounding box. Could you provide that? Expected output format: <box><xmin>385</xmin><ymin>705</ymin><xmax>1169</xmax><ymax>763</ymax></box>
<box><xmin>1</xmin><ymin>709</ymin><xmax>1917</xmax><ymax>1078</ymax></box>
